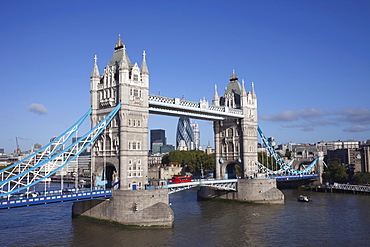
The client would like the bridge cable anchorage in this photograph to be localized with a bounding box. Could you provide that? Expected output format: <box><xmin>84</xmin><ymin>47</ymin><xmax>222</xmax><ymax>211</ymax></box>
<box><xmin>257</xmin><ymin>126</ymin><xmax>319</xmax><ymax>176</ymax></box>
<box><xmin>0</xmin><ymin>104</ymin><xmax>121</xmax><ymax>197</ymax></box>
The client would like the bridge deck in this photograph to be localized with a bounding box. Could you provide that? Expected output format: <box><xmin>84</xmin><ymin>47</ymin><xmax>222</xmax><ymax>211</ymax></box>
<box><xmin>270</xmin><ymin>174</ymin><xmax>318</xmax><ymax>181</ymax></box>
<box><xmin>165</xmin><ymin>179</ymin><xmax>238</xmax><ymax>194</ymax></box>
<box><xmin>0</xmin><ymin>176</ymin><xmax>318</xmax><ymax>210</ymax></box>
<box><xmin>0</xmin><ymin>189</ymin><xmax>111</xmax><ymax>210</ymax></box>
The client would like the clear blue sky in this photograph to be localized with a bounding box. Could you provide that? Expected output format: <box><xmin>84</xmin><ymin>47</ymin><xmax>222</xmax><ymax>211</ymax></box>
<box><xmin>1</xmin><ymin>0</ymin><xmax>370</xmax><ymax>153</ymax></box>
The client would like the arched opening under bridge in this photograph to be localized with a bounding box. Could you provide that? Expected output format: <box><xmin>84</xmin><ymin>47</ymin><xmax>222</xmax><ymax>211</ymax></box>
<box><xmin>225</xmin><ymin>163</ymin><xmax>239</xmax><ymax>179</ymax></box>
<box><xmin>96</xmin><ymin>163</ymin><xmax>117</xmax><ymax>189</ymax></box>
<box><xmin>293</xmin><ymin>160</ymin><xmax>315</xmax><ymax>172</ymax></box>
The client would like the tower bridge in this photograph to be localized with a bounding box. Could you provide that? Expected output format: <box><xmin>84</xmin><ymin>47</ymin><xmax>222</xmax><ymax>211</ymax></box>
<box><xmin>0</xmin><ymin>36</ymin><xmax>323</xmax><ymax>227</ymax></box>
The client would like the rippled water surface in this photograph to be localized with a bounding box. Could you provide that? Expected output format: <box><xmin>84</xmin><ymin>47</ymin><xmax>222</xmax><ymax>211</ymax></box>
<box><xmin>1</xmin><ymin>188</ymin><xmax>369</xmax><ymax>246</ymax></box>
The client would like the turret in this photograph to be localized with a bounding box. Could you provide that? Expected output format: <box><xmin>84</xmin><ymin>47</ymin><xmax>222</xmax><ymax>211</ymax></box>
<box><xmin>212</xmin><ymin>84</ymin><xmax>220</xmax><ymax>106</ymax></box>
<box><xmin>119</xmin><ymin>46</ymin><xmax>130</xmax><ymax>84</ymax></box>
<box><xmin>141</xmin><ymin>50</ymin><xmax>149</xmax><ymax>87</ymax></box>
<box><xmin>90</xmin><ymin>55</ymin><xmax>100</xmax><ymax>110</ymax></box>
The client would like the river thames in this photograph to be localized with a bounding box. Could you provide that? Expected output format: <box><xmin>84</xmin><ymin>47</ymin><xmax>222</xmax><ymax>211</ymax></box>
<box><xmin>0</xmin><ymin>188</ymin><xmax>369</xmax><ymax>246</ymax></box>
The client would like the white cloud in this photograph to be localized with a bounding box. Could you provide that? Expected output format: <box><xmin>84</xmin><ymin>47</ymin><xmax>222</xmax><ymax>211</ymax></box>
<box><xmin>260</xmin><ymin>108</ymin><xmax>327</xmax><ymax>122</ymax></box>
<box><xmin>260</xmin><ymin>107</ymin><xmax>370</xmax><ymax>133</ymax></box>
<box><xmin>343</xmin><ymin>125</ymin><xmax>370</xmax><ymax>132</ymax></box>
<box><xmin>338</xmin><ymin>107</ymin><xmax>370</xmax><ymax>125</ymax></box>
<box><xmin>27</xmin><ymin>103</ymin><xmax>48</xmax><ymax>115</ymax></box>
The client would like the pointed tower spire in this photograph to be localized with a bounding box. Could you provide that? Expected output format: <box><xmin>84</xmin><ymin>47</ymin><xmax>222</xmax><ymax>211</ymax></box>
<box><xmin>141</xmin><ymin>50</ymin><xmax>149</xmax><ymax>74</ymax></box>
<box><xmin>109</xmin><ymin>35</ymin><xmax>131</xmax><ymax>67</ymax></box>
<box><xmin>119</xmin><ymin>43</ymin><xmax>129</xmax><ymax>69</ymax></box>
<box><xmin>251</xmin><ymin>82</ymin><xmax>256</xmax><ymax>97</ymax></box>
<box><xmin>115</xmin><ymin>34</ymin><xmax>124</xmax><ymax>50</ymax></box>
<box><xmin>91</xmin><ymin>55</ymin><xmax>100</xmax><ymax>78</ymax></box>
<box><xmin>212</xmin><ymin>84</ymin><xmax>220</xmax><ymax>106</ymax></box>
<box><xmin>230</xmin><ymin>69</ymin><xmax>238</xmax><ymax>80</ymax></box>
<box><xmin>241</xmin><ymin>78</ymin><xmax>247</xmax><ymax>95</ymax></box>
<box><xmin>90</xmin><ymin>55</ymin><xmax>100</xmax><ymax>110</ymax></box>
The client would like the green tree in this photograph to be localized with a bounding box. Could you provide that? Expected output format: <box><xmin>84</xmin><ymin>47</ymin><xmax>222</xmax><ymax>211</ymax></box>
<box><xmin>162</xmin><ymin>150</ymin><xmax>215</xmax><ymax>174</ymax></box>
<box><xmin>168</xmin><ymin>150</ymin><xmax>184</xmax><ymax>164</ymax></box>
<box><xmin>284</xmin><ymin>150</ymin><xmax>292</xmax><ymax>159</ymax></box>
<box><xmin>322</xmin><ymin>160</ymin><xmax>348</xmax><ymax>184</ymax></box>
<box><xmin>162</xmin><ymin>154</ymin><xmax>170</xmax><ymax>165</ymax></box>
<box><xmin>354</xmin><ymin>172</ymin><xmax>370</xmax><ymax>185</ymax></box>
<box><xmin>258</xmin><ymin>151</ymin><xmax>279</xmax><ymax>170</ymax></box>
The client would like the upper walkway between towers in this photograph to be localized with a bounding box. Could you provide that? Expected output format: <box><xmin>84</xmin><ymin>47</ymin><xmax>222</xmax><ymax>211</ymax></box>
<box><xmin>148</xmin><ymin>94</ymin><xmax>244</xmax><ymax>120</ymax></box>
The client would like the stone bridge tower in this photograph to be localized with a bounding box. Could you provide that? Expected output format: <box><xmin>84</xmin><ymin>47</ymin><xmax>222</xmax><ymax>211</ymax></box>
<box><xmin>90</xmin><ymin>36</ymin><xmax>149</xmax><ymax>190</ymax></box>
<box><xmin>213</xmin><ymin>72</ymin><xmax>258</xmax><ymax>179</ymax></box>
<box><xmin>73</xmin><ymin>37</ymin><xmax>173</xmax><ymax>227</ymax></box>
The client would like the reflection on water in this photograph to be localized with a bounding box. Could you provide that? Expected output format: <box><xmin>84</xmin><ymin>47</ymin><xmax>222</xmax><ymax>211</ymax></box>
<box><xmin>0</xmin><ymin>188</ymin><xmax>369</xmax><ymax>246</ymax></box>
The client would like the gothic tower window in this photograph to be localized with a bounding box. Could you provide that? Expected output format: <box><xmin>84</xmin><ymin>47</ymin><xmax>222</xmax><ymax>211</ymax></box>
<box><xmin>227</xmin><ymin>128</ymin><xmax>233</xmax><ymax>137</ymax></box>
<box><xmin>227</xmin><ymin>142</ymin><xmax>233</xmax><ymax>153</ymax></box>
<box><xmin>105</xmin><ymin>135</ymin><xmax>111</xmax><ymax>151</ymax></box>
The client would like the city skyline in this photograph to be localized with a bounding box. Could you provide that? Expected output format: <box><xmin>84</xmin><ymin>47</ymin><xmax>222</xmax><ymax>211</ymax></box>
<box><xmin>1</xmin><ymin>0</ymin><xmax>370</xmax><ymax>153</ymax></box>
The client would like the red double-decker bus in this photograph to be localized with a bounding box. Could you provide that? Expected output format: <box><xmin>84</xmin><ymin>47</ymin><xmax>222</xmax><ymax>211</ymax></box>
<box><xmin>171</xmin><ymin>176</ymin><xmax>192</xmax><ymax>183</ymax></box>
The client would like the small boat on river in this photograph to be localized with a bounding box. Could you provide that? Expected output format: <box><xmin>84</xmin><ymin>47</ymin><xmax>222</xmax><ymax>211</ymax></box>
<box><xmin>297</xmin><ymin>195</ymin><xmax>310</xmax><ymax>202</ymax></box>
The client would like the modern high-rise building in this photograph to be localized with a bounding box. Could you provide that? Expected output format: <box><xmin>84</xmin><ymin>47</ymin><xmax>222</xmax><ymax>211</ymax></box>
<box><xmin>150</xmin><ymin>129</ymin><xmax>166</xmax><ymax>154</ymax></box>
<box><xmin>191</xmin><ymin>122</ymin><xmax>200</xmax><ymax>150</ymax></box>
<box><xmin>176</xmin><ymin>117</ymin><xmax>194</xmax><ymax>150</ymax></box>
<box><xmin>160</xmin><ymin>144</ymin><xmax>175</xmax><ymax>154</ymax></box>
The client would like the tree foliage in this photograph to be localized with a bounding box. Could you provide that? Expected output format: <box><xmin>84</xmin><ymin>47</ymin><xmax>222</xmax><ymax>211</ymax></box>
<box><xmin>162</xmin><ymin>150</ymin><xmax>215</xmax><ymax>173</ymax></box>
<box><xmin>322</xmin><ymin>160</ymin><xmax>348</xmax><ymax>184</ymax></box>
<box><xmin>354</xmin><ymin>172</ymin><xmax>370</xmax><ymax>185</ymax></box>
<box><xmin>284</xmin><ymin>150</ymin><xmax>292</xmax><ymax>159</ymax></box>
<box><xmin>258</xmin><ymin>152</ymin><xmax>279</xmax><ymax>170</ymax></box>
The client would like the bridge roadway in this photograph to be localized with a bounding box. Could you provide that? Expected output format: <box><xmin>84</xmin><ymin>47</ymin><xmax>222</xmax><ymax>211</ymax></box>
<box><xmin>270</xmin><ymin>174</ymin><xmax>318</xmax><ymax>181</ymax></box>
<box><xmin>0</xmin><ymin>189</ymin><xmax>111</xmax><ymax>210</ymax></box>
<box><xmin>165</xmin><ymin>179</ymin><xmax>238</xmax><ymax>194</ymax></box>
<box><xmin>0</xmin><ymin>179</ymin><xmax>239</xmax><ymax>209</ymax></box>
<box><xmin>164</xmin><ymin>175</ymin><xmax>318</xmax><ymax>194</ymax></box>
<box><xmin>0</xmin><ymin>176</ymin><xmax>318</xmax><ymax>210</ymax></box>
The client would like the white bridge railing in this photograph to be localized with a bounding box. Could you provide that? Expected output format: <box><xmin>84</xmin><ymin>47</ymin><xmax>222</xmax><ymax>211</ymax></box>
<box><xmin>331</xmin><ymin>183</ymin><xmax>370</xmax><ymax>193</ymax></box>
<box><xmin>165</xmin><ymin>179</ymin><xmax>238</xmax><ymax>194</ymax></box>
